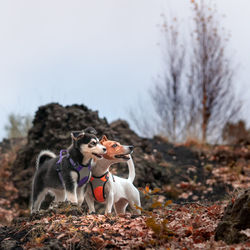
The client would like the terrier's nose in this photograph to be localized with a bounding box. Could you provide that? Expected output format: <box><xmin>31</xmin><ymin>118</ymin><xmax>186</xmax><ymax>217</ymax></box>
<box><xmin>129</xmin><ymin>146</ymin><xmax>134</xmax><ymax>151</ymax></box>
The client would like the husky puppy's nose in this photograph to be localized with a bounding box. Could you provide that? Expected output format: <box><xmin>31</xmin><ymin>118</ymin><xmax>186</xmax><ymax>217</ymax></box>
<box><xmin>129</xmin><ymin>146</ymin><xmax>134</xmax><ymax>151</ymax></box>
<box><xmin>103</xmin><ymin>147</ymin><xmax>107</xmax><ymax>153</ymax></box>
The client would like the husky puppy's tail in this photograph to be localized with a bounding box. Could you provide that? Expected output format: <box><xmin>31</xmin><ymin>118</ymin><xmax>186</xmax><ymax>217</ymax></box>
<box><xmin>127</xmin><ymin>155</ymin><xmax>136</xmax><ymax>183</ymax></box>
<box><xmin>36</xmin><ymin>150</ymin><xmax>56</xmax><ymax>169</ymax></box>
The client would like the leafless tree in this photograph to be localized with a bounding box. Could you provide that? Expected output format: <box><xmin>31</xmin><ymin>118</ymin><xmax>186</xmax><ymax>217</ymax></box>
<box><xmin>189</xmin><ymin>0</ymin><xmax>240</xmax><ymax>143</ymax></box>
<box><xmin>150</xmin><ymin>17</ymin><xmax>187</xmax><ymax>142</ymax></box>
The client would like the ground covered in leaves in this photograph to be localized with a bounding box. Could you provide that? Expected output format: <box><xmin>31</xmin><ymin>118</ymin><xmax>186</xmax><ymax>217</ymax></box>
<box><xmin>1</xmin><ymin>201</ymin><xmax>249</xmax><ymax>249</ymax></box>
<box><xmin>0</xmin><ymin>139</ymin><xmax>250</xmax><ymax>248</ymax></box>
<box><xmin>153</xmin><ymin>140</ymin><xmax>250</xmax><ymax>202</ymax></box>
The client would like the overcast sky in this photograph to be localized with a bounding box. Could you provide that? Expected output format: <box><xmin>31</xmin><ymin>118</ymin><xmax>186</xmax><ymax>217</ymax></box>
<box><xmin>0</xmin><ymin>0</ymin><xmax>249</xmax><ymax>140</ymax></box>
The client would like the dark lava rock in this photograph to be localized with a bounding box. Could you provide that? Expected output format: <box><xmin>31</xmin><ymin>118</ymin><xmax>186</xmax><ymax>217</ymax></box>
<box><xmin>0</xmin><ymin>239</ymin><xmax>19</xmax><ymax>250</ymax></box>
<box><xmin>27</xmin><ymin>201</ymin><xmax>87</xmax><ymax>221</ymax></box>
<box><xmin>36</xmin><ymin>239</ymin><xmax>64</xmax><ymax>250</ymax></box>
<box><xmin>215</xmin><ymin>188</ymin><xmax>250</xmax><ymax>244</ymax></box>
<box><xmin>11</xmin><ymin>103</ymin><xmax>168</xmax><ymax>208</ymax></box>
<box><xmin>0</xmin><ymin>226</ymin><xmax>27</xmax><ymax>250</ymax></box>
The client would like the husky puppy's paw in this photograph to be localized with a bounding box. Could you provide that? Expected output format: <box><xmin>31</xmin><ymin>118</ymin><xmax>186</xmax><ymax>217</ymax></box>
<box><xmin>89</xmin><ymin>211</ymin><xmax>97</xmax><ymax>215</ymax></box>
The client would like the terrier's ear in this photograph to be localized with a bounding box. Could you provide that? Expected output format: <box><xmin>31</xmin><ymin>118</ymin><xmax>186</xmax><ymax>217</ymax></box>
<box><xmin>100</xmin><ymin>135</ymin><xmax>108</xmax><ymax>144</ymax></box>
<box><xmin>84</xmin><ymin>127</ymin><xmax>97</xmax><ymax>135</ymax></box>
<box><xmin>71</xmin><ymin>131</ymin><xmax>84</xmax><ymax>141</ymax></box>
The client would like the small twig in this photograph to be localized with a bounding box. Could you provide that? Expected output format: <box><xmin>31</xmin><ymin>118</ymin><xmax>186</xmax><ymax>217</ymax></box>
<box><xmin>20</xmin><ymin>227</ymin><xmax>34</xmax><ymax>242</ymax></box>
<box><xmin>179</xmin><ymin>201</ymin><xmax>208</xmax><ymax>208</ymax></box>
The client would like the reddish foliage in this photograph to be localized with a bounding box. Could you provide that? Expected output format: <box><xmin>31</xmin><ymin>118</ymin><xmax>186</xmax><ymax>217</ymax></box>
<box><xmin>0</xmin><ymin>143</ymin><xmax>28</xmax><ymax>225</ymax></box>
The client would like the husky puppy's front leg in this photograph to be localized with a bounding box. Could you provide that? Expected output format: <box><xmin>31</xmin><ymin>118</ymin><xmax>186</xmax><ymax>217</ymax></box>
<box><xmin>53</xmin><ymin>189</ymin><xmax>66</xmax><ymax>203</ymax></box>
<box><xmin>65</xmin><ymin>171</ymin><xmax>78</xmax><ymax>204</ymax></box>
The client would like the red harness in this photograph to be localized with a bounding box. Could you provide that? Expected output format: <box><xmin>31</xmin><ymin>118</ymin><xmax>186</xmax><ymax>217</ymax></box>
<box><xmin>89</xmin><ymin>172</ymin><xmax>109</xmax><ymax>202</ymax></box>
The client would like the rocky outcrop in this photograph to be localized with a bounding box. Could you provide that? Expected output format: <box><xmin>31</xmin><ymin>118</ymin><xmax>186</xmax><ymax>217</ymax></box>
<box><xmin>215</xmin><ymin>188</ymin><xmax>250</xmax><ymax>244</ymax></box>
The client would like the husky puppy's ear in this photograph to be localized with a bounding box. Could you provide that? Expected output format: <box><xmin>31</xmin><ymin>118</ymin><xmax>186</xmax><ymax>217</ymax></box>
<box><xmin>84</xmin><ymin>127</ymin><xmax>97</xmax><ymax>135</ymax></box>
<box><xmin>71</xmin><ymin>131</ymin><xmax>85</xmax><ymax>141</ymax></box>
<box><xmin>100</xmin><ymin>135</ymin><xmax>108</xmax><ymax>144</ymax></box>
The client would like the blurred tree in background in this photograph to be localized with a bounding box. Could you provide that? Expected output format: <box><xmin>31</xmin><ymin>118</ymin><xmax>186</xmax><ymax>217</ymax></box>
<box><xmin>4</xmin><ymin>113</ymin><xmax>33</xmax><ymax>138</ymax></box>
<box><xmin>150</xmin><ymin>17</ymin><xmax>187</xmax><ymax>142</ymax></box>
<box><xmin>188</xmin><ymin>0</ymin><xmax>240</xmax><ymax>143</ymax></box>
<box><xmin>130</xmin><ymin>0</ymin><xmax>241</xmax><ymax>143</ymax></box>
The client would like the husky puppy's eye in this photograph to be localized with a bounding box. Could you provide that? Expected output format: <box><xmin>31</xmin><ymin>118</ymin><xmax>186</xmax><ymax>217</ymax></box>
<box><xmin>112</xmin><ymin>144</ymin><xmax>118</xmax><ymax>148</ymax></box>
<box><xmin>91</xmin><ymin>141</ymin><xmax>97</xmax><ymax>146</ymax></box>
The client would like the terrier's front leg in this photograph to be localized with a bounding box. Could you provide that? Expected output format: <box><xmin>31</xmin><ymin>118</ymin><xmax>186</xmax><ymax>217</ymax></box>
<box><xmin>77</xmin><ymin>186</ymin><xmax>85</xmax><ymax>206</ymax></box>
<box><xmin>85</xmin><ymin>193</ymin><xmax>96</xmax><ymax>213</ymax></box>
<box><xmin>105</xmin><ymin>191</ymin><xmax>114</xmax><ymax>214</ymax></box>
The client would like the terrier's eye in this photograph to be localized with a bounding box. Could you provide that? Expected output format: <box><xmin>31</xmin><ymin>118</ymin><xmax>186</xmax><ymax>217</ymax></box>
<box><xmin>112</xmin><ymin>144</ymin><xmax>117</xmax><ymax>148</ymax></box>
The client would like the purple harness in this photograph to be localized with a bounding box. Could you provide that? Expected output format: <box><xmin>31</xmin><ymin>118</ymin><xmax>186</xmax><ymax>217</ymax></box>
<box><xmin>56</xmin><ymin>149</ymin><xmax>92</xmax><ymax>187</ymax></box>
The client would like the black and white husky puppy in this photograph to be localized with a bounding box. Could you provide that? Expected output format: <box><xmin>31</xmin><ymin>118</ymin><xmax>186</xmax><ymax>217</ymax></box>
<box><xmin>31</xmin><ymin>127</ymin><xmax>106</xmax><ymax>213</ymax></box>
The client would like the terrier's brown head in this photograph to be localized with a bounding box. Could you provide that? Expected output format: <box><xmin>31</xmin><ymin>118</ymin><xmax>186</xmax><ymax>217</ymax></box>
<box><xmin>100</xmin><ymin>135</ymin><xmax>133</xmax><ymax>161</ymax></box>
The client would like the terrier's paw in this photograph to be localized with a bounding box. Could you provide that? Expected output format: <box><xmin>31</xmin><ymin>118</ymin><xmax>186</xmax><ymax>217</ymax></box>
<box><xmin>131</xmin><ymin>214</ymin><xmax>141</xmax><ymax>218</ymax></box>
<box><xmin>105</xmin><ymin>212</ymin><xmax>112</xmax><ymax>217</ymax></box>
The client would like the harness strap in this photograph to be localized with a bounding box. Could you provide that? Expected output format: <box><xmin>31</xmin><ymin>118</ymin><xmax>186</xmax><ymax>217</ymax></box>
<box><xmin>56</xmin><ymin>150</ymin><xmax>67</xmax><ymax>189</ymax></box>
<box><xmin>56</xmin><ymin>149</ymin><xmax>92</xmax><ymax>188</ymax></box>
<box><xmin>56</xmin><ymin>149</ymin><xmax>68</xmax><ymax>164</ymax></box>
<box><xmin>69</xmin><ymin>158</ymin><xmax>92</xmax><ymax>187</ymax></box>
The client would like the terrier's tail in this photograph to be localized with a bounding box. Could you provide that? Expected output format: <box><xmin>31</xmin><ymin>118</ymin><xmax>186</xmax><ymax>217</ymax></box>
<box><xmin>36</xmin><ymin>150</ymin><xmax>56</xmax><ymax>169</ymax></box>
<box><xmin>127</xmin><ymin>155</ymin><xmax>136</xmax><ymax>183</ymax></box>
